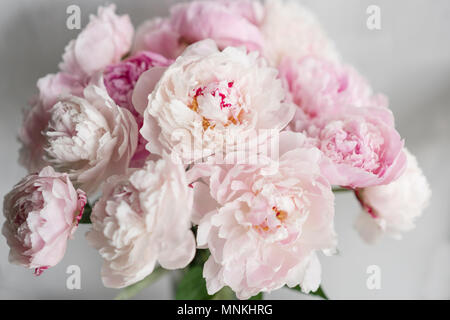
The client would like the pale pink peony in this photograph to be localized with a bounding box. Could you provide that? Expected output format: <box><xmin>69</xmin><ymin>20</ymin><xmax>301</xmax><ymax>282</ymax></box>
<box><xmin>19</xmin><ymin>99</ymin><xmax>51</xmax><ymax>173</ymax></box>
<box><xmin>300</xmin><ymin>106</ymin><xmax>406</xmax><ymax>188</ymax></box>
<box><xmin>188</xmin><ymin>132</ymin><xmax>336</xmax><ymax>299</ymax></box>
<box><xmin>59</xmin><ymin>4</ymin><xmax>134</xmax><ymax>79</ymax></box>
<box><xmin>279</xmin><ymin>56</ymin><xmax>388</xmax><ymax>122</ymax></box>
<box><xmin>132</xmin><ymin>0</ymin><xmax>264</xmax><ymax>59</ymax></box>
<box><xmin>25</xmin><ymin>75</ymin><xmax>86</xmax><ymax>174</ymax></box>
<box><xmin>37</xmin><ymin>4</ymin><xmax>133</xmax><ymax>110</ymax></box>
<box><xmin>37</xmin><ymin>73</ymin><xmax>86</xmax><ymax>111</ymax></box>
<box><xmin>132</xmin><ymin>18</ymin><xmax>184</xmax><ymax>60</ymax></box>
<box><xmin>139</xmin><ymin>40</ymin><xmax>295</xmax><ymax>164</ymax></box>
<box><xmin>21</xmin><ymin>5</ymin><xmax>135</xmax><ymax>173</ymax></box>
<box><xmin>103</xmin><ymin>51</ymin><xmax>172</xmax><ymax>167</ymax></box>
<box><xmin>43</xmin><ymin>81</ymin><xmax>138</xmax><ymax>195</ymax></box>
<box><xmin>2</xmin><ymin>166</ymin><xmax>86</xmax><ymax>274</ymax></box>
<box><xmin>355</xmin><ymin>149</ymin><xmax>431</xmax><ymax>243</ymax></box>
<box><xmin>86</xmin><ymin>153</ymin><xmax>196</xmax><ymax>288</ymax></box>
<box><xmin>260</xmin><ymin>0</ymin><xmax>339</xmax><ymax>66</ymax></box>
<box><xmin>103</xmin><ymin>51</ymin><xmax>172</xmax><ymax>117</ymax></box>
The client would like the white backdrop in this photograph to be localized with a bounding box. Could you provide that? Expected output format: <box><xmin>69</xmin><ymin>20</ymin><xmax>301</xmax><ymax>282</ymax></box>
<box><xmin>0</xmin><ymin>0</ymin><xmax>448</xmax><ymax>299</ymax></box>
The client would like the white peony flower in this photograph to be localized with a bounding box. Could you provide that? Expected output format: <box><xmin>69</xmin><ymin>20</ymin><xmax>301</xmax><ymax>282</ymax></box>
<box><xmin>44</xmin><ymin>80</ymin><xmax>138</xmax><ymax>194</ymax></box>
<box><xmin>355</xmin><ymin>149</ymin><xmax>431</xmax><ymax>243</ymax></box>
<box><xmin>86</xmin><ymin>153</ymin><xmax>196</xmax><ymax>288</ymax></box>
<box><xmin>139</xmin><ymin>39</ymin><xmax>295</xmax><ymax>164</ymax></box>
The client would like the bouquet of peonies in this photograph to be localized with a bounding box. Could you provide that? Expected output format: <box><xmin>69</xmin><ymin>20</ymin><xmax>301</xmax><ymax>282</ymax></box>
<box><xmin>2</xmin><ymin>0</ymin><xmax>431</xmax><ymax>300</ymax></box>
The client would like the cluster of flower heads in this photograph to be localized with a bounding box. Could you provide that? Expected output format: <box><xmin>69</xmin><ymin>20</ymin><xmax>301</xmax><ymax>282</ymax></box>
<box><xmin>3</xmin><ymin>0</ymin><xmax>430</xmax><ymax>299</ymax></box>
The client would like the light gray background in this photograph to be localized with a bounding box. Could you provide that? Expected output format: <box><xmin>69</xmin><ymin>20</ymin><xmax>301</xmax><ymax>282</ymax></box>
<box><xmin>0</xmin><ymin>0</ymin><xmax>448</xmax><ymax>299</ymax></box>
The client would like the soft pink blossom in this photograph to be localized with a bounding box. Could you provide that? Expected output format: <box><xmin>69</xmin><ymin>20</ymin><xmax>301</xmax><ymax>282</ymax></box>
<box><xmin>260</xmin><ymin>0</ymin><xmax>339</xmax><ymax>66</ymax></box>
<box><xmin>2</xmin><ymin>166</ymin><xmax>86</xmax><ymax>274</ymax></box>
<box><xmin>43</xmin><ymin>81</ymin><xmax>138</xmax><ymax>195</ymax></box>
<box><xmin>21</xmin><ymin>5</ymin><xmax>135</xmax><ymax>173</ymax></box>
<box><xmin>19</xmin><ymin>99</ymin><xmax>50</xmax><ymax>173</ymax></box>
<box><xmin>132</xmin><ymin>18</ymin><xmax>183</xmax><ymax>60</ymax></box>
<box><xmin>139</xmin><ymin>40</ymin><xmax>295</xmax><ymax>164</ymax></box>
<box><xmin>86</xmin><ymin>153</ymin><xmax>196</xmax><ymax>288</ymax></box>
<box><xmin>355</xmin><ymin>149</ymin><xmax>431</xmax><ymax>243</ymax></box>
<box><xmin>60</xmin><ymin>4</ymin><xmax>133</xmax><ymax>79</ymax></box>
<box><xmin>37</xmin><ymin>4</ymin><xmax>133</xmax><ymax>110</ymax></box>
<box><xmin>103</xmin><ymin>51</ymin><xmax>172</xmax><ymax>167</ymax></box>
<box><xmin>279</xmin><ymin>56</ymin><xmax>388</xmax><ymax>122</ymax></box>
<box><xmin>132</xmin><ymin>0</ymin><xmax>264</xmax><ymax>59</ymax></box>
<box><xmin>188</xmin><ymin>132</ymin><xmax>336</xmax><ymax>299</ymax></box>
<box><xmin>37</xmin><ymin>73</ymin><xmax>86</xmax><ymax>111</ymax></box>
<box><xmin>299</xmin><ymin>106</ymin><xmax>406</xmax><ymax>188</ymax></box>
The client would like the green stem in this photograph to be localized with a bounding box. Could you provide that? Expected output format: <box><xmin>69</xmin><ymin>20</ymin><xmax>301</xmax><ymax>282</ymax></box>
<box><xmin>332</xmin><ymin>187</ymin><xmax>352</xmax><ymax>193</ymax></box>
<box><xmin>114</xmin><ymin>267</ymin><xmax>167</xmax><ymax>300</ymax></box>
<box><xmin>79</xmin><ymin>202</ymin><xmax>92</xmax><ymax>224</ymax></box>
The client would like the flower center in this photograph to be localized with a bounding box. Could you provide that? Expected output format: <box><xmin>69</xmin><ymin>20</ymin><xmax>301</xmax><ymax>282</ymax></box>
<box><xmin>253</xmin><ymin>206</ymin><xmax>289</xmax><ymax>234</ymax></box>
<box><xmin>188</xmin><ymin>80</ymin><xmax>245</xmax><ymax>130</ymax></box>
<box><xmin>319</xmin><ymin>120</ymin><xmax>384</xmax><ymax>174</ymax></box>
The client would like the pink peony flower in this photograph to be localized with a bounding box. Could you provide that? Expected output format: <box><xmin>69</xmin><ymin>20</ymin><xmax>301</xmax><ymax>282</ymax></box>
<box><xmin>37</xmin><ymin>73</ymin><xmax>86</xmax><ymax>111</ymax></box>
<box><xmin>300</xmin><ymin>106</ymin><xmax>407</xmax><ymax>188</ymax></box>
<box><xmin>37</xmin><ymin>4</ymin><xmax>133</xmax><ymax>110</ymax></box>
<box><xmin>86</xmin><ymin>153</ymin><xmax>196</xmax><ymax>288</ymax></box>
<box><xmin>132</xmin><ymin>18</ymin><xmax>184</xmax><ymax>60</ymax></box>
<box><xmin>19</xmin><ymin>99</ymin><xmax>50</xmax><ymax>173</ymax></box>
<box><xmin>103</xmin><ymin>51</ymin><xmax>172</xmax><ymax>167</ymax></box>
<box><xmin>355</xmin><ymin>149</ymin><xmax>431</xmax><ymax>243</ymax></box>
<box><xmin>188</xmin><ymin>132</ymin><xmax>336</xmax><ymax>299</ymax></box>
<box><xmin>279</xmin><ymin>56</ymin><xmax>388</xmax><ymax>122</ymax></box>
<box><xmin>59</xmin><ymin>4</ymin><xmax>134</xmax><ymax>79</ymax></box>
<box><xmin>43</xmin><ymin>81</ymin><xmax>138</xmax><ymax>195</ymax></box>
<box><xmin>132</xmin><ymin>0</ymin><xmax>264</xmax><ymax>59</ymax></box>
<box><xmin>139</xmin><ymin>40</ymin><xmax>295</xmax><ymax>164</ymax></box>
<box><xmin>103</xmin><ymin>51</ymin><xmax>172</xmax><ymax>117</ymax></box>
<box><xmin>2</xmin><ymin>166</ymin><xmax>86</xmax><ymax>274</ymax></box>
<box><xmin>21</xmin><ymin>5</ymin><xmax>135</xmax><ymax>173</ymax></box>
<box><xmin>260</xmin><ymin>0</ymin><xmax>339</xmax><ymax>66</ymax></box>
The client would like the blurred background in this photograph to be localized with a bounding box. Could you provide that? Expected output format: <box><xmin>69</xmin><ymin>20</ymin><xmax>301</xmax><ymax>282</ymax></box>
<box><xmin>0</xmin><ymin>0</ymin><xmax>448</xmax><ymax>299</ymax></box>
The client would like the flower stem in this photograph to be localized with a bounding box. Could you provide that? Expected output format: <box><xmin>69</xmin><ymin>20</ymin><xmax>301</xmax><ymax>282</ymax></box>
<box><xmin>332</xmin><ymin>187</ymin><xmax>352</xmax><ymax>193</ymax></box>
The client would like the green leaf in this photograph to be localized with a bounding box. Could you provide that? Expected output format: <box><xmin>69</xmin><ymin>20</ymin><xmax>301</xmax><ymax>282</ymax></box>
<box><xmin>79</xmin><ymin>202</ymin><xmax>92</xmax><ymax>224</ymax></box>
<box><xmin>211</xmin><ymin>286</ymin><xmax>235</xmax><ymax>300</ymax></box>
<box><xmin>115</xmin><ymin>267</ymin><xmax>167</xmax><ymax>300</ymax></box>
<box><xmin>175</xmin><ymin>265</ymin><xmax>236</xmax><ymax>300</ymax></box>
<box><xmin>175</xmin><ymin>265</ymin><xmax>210</xmax><ymax>300</ymax></box>
<box><xmin>289</xmin><ymin>285</ymin><xmax>329</xmax><ymax>300</ymax></box>
<box><xmin>191</xmin><ymin>249</ymin><xmax>210</xmax><ymax>267</ymax></box>
<box><xmin>332</xmin><ymin>187</ymin><xmax>352</xmax><ymax>193</ymax></box>
<box><xmin>249</xmin><ymin>292</ymin><xmax>264</xmax><ymax>300</ymax></box>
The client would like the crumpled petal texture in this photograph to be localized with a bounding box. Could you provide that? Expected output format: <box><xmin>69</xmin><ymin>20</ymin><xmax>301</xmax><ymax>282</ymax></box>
<box><xmin>355</xmin><ymin>149</ymin><xmax>431</xmax><ymax>242</ymax></box>
<box><xmin>279</xmin><ymin>56</ymin><xmax>388</xmax><ymax>121</ymax></box>
<box><xmin>2</xmin><ymin>166</ymin><xmax>86</xmax><ymax>271</ymax></box>
<box><xmin>86</xmin><ymin>154</ymin><xmax>196</xmax><ymax>288</ymax></box>
<box><xmin>43</xmin><ymin>81</ymin><xmax>138</xmax><ymax>195</ymax></box>
<box><xmin>103</xmin><ymin>51</ymin><xmax>172</xmax><ymax>168</ymax></box>
<box><xmin>260</xmin><ymin>0</ymin><xmax>339</xmax><ymax>66</ymax></box>
<box><xmin>132</xmin><ymin>0</ymin><xmax>264</xmax><ymax>59</ymax></box>
<box><xmin>189</xmin><ymin>132</ymin><xmax>337</xmax><ymax>299</ymax></box>
<box><xmin>140</xmin><ymin>39</ymin><xmax>295</xmax><ymax>164</ymax></box>
<box><xmin>20</xmin><ymin>5</ymin><xmax>134</xmax><ymax>173</ymax></box>
<box><xmin>297</xmin><ymin>106</ymin><xmax>406</xmax><ymax>188</ymax></box>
